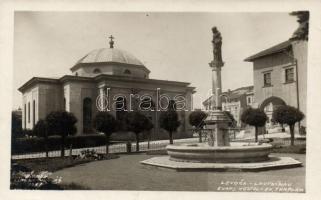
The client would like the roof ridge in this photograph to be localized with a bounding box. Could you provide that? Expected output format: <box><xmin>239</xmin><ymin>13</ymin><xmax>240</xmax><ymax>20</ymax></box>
<box><xmin>244</xmin><ymin>40</ymin><xmax>292</xmax><ymax>62</ymax></box>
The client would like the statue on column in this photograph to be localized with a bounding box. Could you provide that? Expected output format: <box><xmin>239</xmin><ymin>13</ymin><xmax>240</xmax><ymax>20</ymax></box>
<box><xmin>211</xmin><ymin>27</ymin><xmax>223</xmax><ymax>66</ymax></box>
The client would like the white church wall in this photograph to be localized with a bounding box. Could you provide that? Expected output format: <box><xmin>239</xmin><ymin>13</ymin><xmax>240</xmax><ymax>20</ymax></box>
<box><xmin>22</xmin><ymin>86</ymin><xmax>38</xmax><ymax>130</ymax></box>
<box><xmin>38</xmin><ymin>83</ymin><xmax>63</xmax><ymax>122</ymax></box>
<box><xmin>64</xmin><ymin>81</ymin><xmax>97</xmax><ymax>135</ymax></box>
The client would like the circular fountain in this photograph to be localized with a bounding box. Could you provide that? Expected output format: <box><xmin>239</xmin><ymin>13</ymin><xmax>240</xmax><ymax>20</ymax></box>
<box><xmin>167</xmin><ymin>142</ymin><xmax>272</xmax><ymax>163</ymax></box>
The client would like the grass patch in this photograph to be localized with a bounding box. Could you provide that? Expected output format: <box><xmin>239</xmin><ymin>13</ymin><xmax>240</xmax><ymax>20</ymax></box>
<box><xmin>59</xmin><ymin>182</ymin><xmax>91</xmax><ymax>190</ymax></box>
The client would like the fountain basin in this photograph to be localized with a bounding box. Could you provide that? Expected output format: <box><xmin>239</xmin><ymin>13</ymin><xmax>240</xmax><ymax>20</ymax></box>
<box><xmin>166</xmin><ymin>142</ymin><xmax>273</xmax><ymax>163</ymax></box>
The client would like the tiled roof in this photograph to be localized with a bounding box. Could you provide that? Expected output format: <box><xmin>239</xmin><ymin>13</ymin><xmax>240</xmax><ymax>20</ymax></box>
<box><xmin>202</xmin><ymin>85</ymin><xmax>253</xmax><ymax>105</ymax></box>
<box><xmin>244</xmin><ymin>40</ymin><xmax>292</xmax><ymax>62</ymax></box>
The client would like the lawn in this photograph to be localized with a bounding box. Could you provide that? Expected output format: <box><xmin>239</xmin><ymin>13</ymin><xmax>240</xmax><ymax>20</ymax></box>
<box><xmin>11</xmin><ymin>153</ymin><xmax>118</xmax><ymax>190</ymax></box>
<box><xmin>52</xmin><ymin>153</ymin><xmax>305</xmax><ymax>192</ymax></box>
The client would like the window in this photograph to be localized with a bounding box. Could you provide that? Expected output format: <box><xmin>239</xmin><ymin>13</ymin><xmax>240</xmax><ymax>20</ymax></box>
<box><xmin>285</xmin><ymin>68</ymin><xmax>294</xmax><ymax>83</ymax></box>
<box><xmin>263</xmin><ymin>72</ymin><xmax>271</xmax><ymax>86</ymax></box>
<box><xmin>247</xmin><ymin>97</ymin><xmax>252</xmax><ymax>104</ymax></box>
<box><xmin>75</xmin><ymin>72</ymin><xmax>78</xmax><ymax>76</ymax></box>
<box><xmin>93</xmin><ymin>68</ymin><xmax>101</xmax><ymax>74</ymax></box>
<box><xmin>124</xmin><ymin>69</ymin><xmax>131</xmax><ymax>74</ymax></box>
<box><xmin>28</xmin><ymin>102</ymin><xmax>30</xmax><ymax>123</ymax></box>
<box><xmin>83</xmin><ymin>98</ymin><xmax>92</xmax><ymax>133</ymax></box>
<box><xmin>33</xmin><ymin>100</ymin><xmax>35</xmax><ymax>126</ymax></box>
<box><xmin>24</xmin><ymin>104</ymin><xmax>26</xmax><ymax>128</ymax></box>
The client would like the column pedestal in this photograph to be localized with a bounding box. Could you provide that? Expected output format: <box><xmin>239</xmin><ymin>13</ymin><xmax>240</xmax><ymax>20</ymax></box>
<box><xmin>205</xmin><ymin>110</ymin><xmax>230</xmax><ymax>147</ymax></box>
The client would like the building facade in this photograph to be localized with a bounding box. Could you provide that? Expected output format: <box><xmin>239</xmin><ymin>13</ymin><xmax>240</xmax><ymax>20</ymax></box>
<box><xmin>244</xmin><ymin>39</ymin><xmax>307</xmax><ymax>127</ymax></box>
<box><xmin>19</xmin><ymin>40</ymin><xmax>195</xmax><ymax>138</ymax></box>
<box><xmin>202</xmin><ymin>86</ymin><xmax>254</xmax><ymax>127</ymax></box>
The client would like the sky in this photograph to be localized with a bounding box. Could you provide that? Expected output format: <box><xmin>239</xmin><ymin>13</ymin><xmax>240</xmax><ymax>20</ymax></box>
<box><xmin>13</xmin><ymin>12</ymin><xmax>298</xmax><ymax>109</ymax></box>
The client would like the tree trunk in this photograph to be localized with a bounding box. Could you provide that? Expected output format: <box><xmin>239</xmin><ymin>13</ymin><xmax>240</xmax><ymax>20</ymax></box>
<box><xmin>69</xmin><ymin>144</ymin><xmax>73</xmax><ymax>159</ymax></box>
<box><xmin>281</xmin><ymin>124</ymin><xmax>285</xmax><ymax>132</ymax></box>
<box><xmin>199</xmin><ymin>132</ymin><xmax>202</xmax><ymax>143</ymax></box>
<box><xmin>61</xmin><ymin>135</ymin><xmax>65</xmax><ymax>157</ymax></box>
<box><xmin>290</xmin><ymin>125</ymin><xmax>295</xmax><ymax>146</ymax></box>
<box><xmin>105</xmin><ymin>134</ymin><xmax>110</xmax><ymax>155</ymax></box>
<box><xmin>147</xmin><ymin>133</ymin><xmax>151</xmax><ymax>149</ymax></box>
<box><xmin>197</xmin><ymin>129</ymin><xmax>202</xmax><ymax>143</ymax></box>
<box><xmin>136</xmin><ymin>133</ymin><xmax>140</xmax><ymax>152</ymax></box>
<box><xmin>255</xmin><ymin>126</ymin><xmax>258</xmax><ymax>142</ymax></box>
<box><xmin>45</xmin><ymin>134</ymin><xmax>48</xmax><ymax>158</ymax></box>
<box><xmin>169</xmin><ymin>131</ymin><xmax>173</xmax><ymax>144</ymax></box>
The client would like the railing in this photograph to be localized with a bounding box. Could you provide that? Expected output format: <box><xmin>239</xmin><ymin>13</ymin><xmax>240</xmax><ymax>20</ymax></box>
<box><xmin>11</xmin><ymin>138</ymin><xmax>198</xmax><ymax>160</ymax></box>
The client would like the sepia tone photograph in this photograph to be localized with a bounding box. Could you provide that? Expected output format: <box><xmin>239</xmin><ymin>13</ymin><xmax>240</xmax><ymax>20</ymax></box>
<box><xmin>8</xmin><ymin>11</ymin><xmax>310</xmax><ymax>192</ymax></box>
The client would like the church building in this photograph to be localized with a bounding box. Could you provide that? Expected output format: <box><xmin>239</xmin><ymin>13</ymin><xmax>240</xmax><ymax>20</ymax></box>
<box><xmin>18</xmin><ymin>36</ymin><xmax>195</xmax><ymax>138</ymax></box>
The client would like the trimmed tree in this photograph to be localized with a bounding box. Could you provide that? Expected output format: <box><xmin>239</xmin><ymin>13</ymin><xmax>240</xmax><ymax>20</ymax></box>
<box><xmin>159</xmin><ymin>110</ymin><xmax>181</xmax><ymax>144</ymax></box>
<box><xmin>46</xmin><ymin>111</ymin><xmax>77</xmax><ymax>157</ymax></box>
<box><xmin>143</xmin><ymin>118</ymin><xmax>154</xmax><ymax>149</ymax></box>
<box><xmin>125</xmin><ymin>111</ymin><xmax>151</xmax><ymax>152</ymax></box>
<box><xmin>33</xmin><ymin>119</ymin><xmax>49</xmax><ymax>157</ymax></box>
<box><xmin>272</xmin><ymin>105</ymin><xmax>304</xmax><ymax>146</ymax></box>
<box><xmin>241</xmin><ymin>107</ymin><xmax>267</xmax><ymax>142</ymax></box>
<box><xmin>93</xmin><ymin>112</ymin><xmax>118</xmax><ymax>154</ymax></box>
<box><xmin>188</xmin><ymin>110</ymin><xmax>207</xmax><ymax>142</ymax></box>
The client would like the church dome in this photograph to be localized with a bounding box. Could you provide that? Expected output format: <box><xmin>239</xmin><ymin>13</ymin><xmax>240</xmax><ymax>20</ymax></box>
<box><xmin>76</xmin><ymin>48</ymin><xmax>144</xmax><ymax>66</ymax></box>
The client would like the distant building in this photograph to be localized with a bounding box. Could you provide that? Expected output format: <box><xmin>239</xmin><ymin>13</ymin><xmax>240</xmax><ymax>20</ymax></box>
<box><xmin>244</xmin><ymin>39</ymin><xmax>307</xmax><ymax>127</ymax></box>
<box><xmin>18</xmin><ymin>38</ymin><xmax>195</xmax><ymax>138</ymax></box>
<box><xmin>202</xmin><ymin>86</ymin><xmax>254</xmax><ymax>127</ymax></box>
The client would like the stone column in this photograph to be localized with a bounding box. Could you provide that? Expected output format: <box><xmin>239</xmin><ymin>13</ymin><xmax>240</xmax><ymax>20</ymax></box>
<box><xmin>204</xmin><ymin>27</ymin><xmax>231</xmax><ymax>147</ymax></box>
<box><xmin>211</xmin><ymin>63</ymin><xmax>223</xmax><ymax>110</ymax></box>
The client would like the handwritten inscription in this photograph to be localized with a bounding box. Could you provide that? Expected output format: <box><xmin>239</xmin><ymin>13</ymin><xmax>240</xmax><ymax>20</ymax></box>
<box><xmin>217</xmin><ymin>179</ymin><xmax>304</xmax><ymax>193</ymax></box>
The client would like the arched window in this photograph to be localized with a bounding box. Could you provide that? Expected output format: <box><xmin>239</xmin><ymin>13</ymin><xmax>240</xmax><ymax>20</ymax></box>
<box><xmin>75</xmin><ymin>72</ymin><xmax>78</xmax><ymax>76</ymax></box>
<box><xmin>169</xmin><ymin>100</ymin><xmax>177</xmax><ymax>110</ymax></box>
<box><xmin>93</xmin><ymin>68</ymin><xmax>101</xmax><ymax>74</ymax></box>
<box><xmin>124</xmin><ymin>69</ymin><xmax>131</xmax><ymax>74</ymax></box>
<box><xmin>83</xmin><ymin>98</ymin><xmax>92</xmax><ymax>134</ymax></box>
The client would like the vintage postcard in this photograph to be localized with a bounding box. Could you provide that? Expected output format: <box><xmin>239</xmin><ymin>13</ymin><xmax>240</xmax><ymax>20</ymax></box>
<box><xmin>1</xmin><ymin>0</ymin><xmax>321</xmax><ymax>200</ymax></box>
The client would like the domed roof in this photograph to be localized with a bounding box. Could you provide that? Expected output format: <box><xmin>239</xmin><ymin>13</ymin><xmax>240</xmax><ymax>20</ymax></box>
<box><xmin>76</xmin><ymin>48</ymin><xmax>144</xmax><ymax>66</ymax></box>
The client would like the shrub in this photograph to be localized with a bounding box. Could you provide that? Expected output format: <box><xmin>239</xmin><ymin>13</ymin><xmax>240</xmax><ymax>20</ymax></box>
<box><xmin>125</xmin><ymin>111</ymin><xmax>153</xmax><ymax>152</ymax></box>
<box><xmin>159</xmin><ymin>110</ymin><xmax>180</xmax><ymax>144</ymax></box>
<box><xmin>188</xmin><ymin>110</ymin><xmax>207</xmax><ymax>142</ymax></box>
<box><xmin>12</xmin><ymin>112</ymin><xmax>23</xmax><ymax>139</ymax></box>
<box><xmin>241</xmin><ymin>107</ymin><xmax>267</xmax><ymax>142</ymax></box>
<box><xmin>93</xmin><ymin>112</ymin><xmax>118</xmax><ymax>154</ymax></box>
<box><xmin>33</xmin><ymin>120</ymin><xmax>48</xmax><ymax>157</ymax></box>
<box><xmin>272</xmin><ymin>105</ymin><xmax>304</xmax><ymax>146</ymax></box>
<box><xmin>46</xmin><ymin>111</ymin><xmax>77</xmax><ymax>157</ymax></box>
